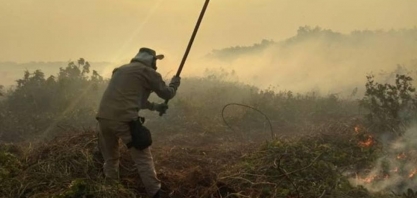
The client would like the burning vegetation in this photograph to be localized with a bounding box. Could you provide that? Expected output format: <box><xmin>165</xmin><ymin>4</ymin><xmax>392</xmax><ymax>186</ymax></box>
<box><xmin>350</xmin><ymin>124</ymin><xmax>417</xmax><ymax>195</ymax></box>
<box><xmin>1</xmin><ymin>60</ymin><xmax>417</xmax><ymax>197</ymax></box>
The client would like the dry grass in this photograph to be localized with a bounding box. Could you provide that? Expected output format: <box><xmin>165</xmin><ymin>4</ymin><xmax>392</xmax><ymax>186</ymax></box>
<box><xmin>1</xmin><ymin>117</ymin><xmax>402</xmax><ymax>198</ymax></box>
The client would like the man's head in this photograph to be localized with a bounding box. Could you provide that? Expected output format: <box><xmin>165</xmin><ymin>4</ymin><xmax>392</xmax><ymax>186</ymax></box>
<box><xmin>131</xmin><ymin>47</ymin><xmax>164</xmax><ymax>70</ymax></box>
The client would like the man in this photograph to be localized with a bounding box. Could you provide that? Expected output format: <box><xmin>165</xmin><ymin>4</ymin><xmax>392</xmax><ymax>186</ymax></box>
<box><xmin>96</xmin><ymin>47</ymin><xmax>180</xmax><ymax>198</ymax></box>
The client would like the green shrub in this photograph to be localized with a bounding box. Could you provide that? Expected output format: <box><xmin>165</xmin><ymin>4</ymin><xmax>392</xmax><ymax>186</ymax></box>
<box><xmin>360</xmin><ymin>74</ymin><xmax>417</xmax><ymax>135</ymax></box>
<box><xmin>0</xmin><ymin>59</ymin><xmax>106</xmax><ymax>142</ymax></box>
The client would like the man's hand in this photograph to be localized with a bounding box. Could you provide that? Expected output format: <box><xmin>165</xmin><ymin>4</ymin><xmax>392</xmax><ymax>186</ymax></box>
<box><xmin>153</xmin><ymin>103</ymin><xmax>169</xmax><ymax>114</ymax></box>
<box><xmin>169</xmin><ymin>76</ymin><xmax>181</xmax><ymax>91</ymax></box>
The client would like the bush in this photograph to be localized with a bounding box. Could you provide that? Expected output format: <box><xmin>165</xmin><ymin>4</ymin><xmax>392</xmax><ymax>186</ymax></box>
<box><xmin>1</xmin><ymin>61</ymin><xmax>361</xmax><ymax>143</ymax></box>
<box><xmin>360</xmin><ymin>74</ymin><xmax>417</xmax><ymax>135</ymax></box>
<box><xmin>0</xmin><ymin>59</ymin><xmax>106</xmax><ymax>142</ymax></box>
<box><xmin>221</xmin><ymin>127</ymin><xmax>385</xmax><ymax>198</ymax></box>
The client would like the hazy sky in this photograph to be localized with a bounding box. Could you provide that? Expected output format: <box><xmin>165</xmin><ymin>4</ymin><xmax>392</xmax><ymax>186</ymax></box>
<box><xmin>1</xmin><ymin>0</ymin><xmax>416</xmax><ymax>63</ymax></box>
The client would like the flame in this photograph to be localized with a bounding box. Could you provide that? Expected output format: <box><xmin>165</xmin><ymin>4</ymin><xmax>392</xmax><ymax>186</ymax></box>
<box><xmin>361</xmin><ymin>175</ymin><xmax>377</xmax><ymax>183</ymax></box>
<box><xmin>355</xmin><ymin>172</ymin><xmax>377</xmax><ymax>183</ymax></box>
<box><xmin>409</xmin><ymin>169</ymin><xmax>417</xmax><ymax>178</ymax></box>
<box><xmin>358</xmin><ymin>135</ymin><xmax>374</xmax><ymax>147</ymax></box>
<box><xmin>397</xmin><ymin>152</ymin><xmax>407</xmax><ymax>160</ymax></box>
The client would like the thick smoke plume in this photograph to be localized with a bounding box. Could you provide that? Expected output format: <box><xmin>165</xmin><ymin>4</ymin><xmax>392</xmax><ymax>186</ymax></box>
<box><xmin>188</xmin><ymin>27</ymin><xmax>417</xmax><ymax>96</ymax></box>
<box><xmin>2</xmin><ymin>27</ymin><xmax>417</xmax><ymax>97</ymax></box>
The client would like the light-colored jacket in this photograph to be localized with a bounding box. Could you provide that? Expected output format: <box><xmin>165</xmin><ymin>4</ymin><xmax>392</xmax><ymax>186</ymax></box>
<box><xmin>96</xmin><ymin>61</ymin><xmax>175</xmax><ymax>122</ymax></box>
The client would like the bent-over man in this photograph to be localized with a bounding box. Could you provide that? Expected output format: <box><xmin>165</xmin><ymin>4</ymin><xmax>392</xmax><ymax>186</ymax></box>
<box><xmin>96</xmin><ymin>47</ymin><xmax>180</xmax><ymax>198</ymax></box>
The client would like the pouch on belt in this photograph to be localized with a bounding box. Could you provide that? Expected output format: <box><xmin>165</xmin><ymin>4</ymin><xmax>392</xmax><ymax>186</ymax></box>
<box><xmin>127</xmin><ymin>117</ymin><xmax>152</xmax><ymax>150</ymax></box>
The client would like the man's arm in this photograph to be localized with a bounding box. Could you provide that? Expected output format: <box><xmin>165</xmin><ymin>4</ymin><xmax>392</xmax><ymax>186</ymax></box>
<box><xmin>144</xmin><ymin>68</ymin><xmax>179</xmax><ymax>100</ymax></box>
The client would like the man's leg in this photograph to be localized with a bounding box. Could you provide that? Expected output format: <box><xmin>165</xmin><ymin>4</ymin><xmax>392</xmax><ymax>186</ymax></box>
<box><xmin>113</xmin><ymin>123</ymin><xmax>162</xmax><ymax>197</ymax></box>
<box><xmin>98</xmin><ymin>119</ymin><xmax>121</xmax><ymax>179</ymax></box>
<box><xmin>129</xmin><ymin>147</ymin><xmax>161</xmax><ymax>197</ymax></box>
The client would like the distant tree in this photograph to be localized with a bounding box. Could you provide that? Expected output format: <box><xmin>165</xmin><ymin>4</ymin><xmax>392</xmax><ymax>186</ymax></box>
<box><xmin>0</xmin><ymin>58</ymin><xmax>106</xmax><ymax>142</ymax></box>
<box><xmin>207</xmin><ymin>39</ymin><xmax>274</xmax><ymax>61</ymax></box>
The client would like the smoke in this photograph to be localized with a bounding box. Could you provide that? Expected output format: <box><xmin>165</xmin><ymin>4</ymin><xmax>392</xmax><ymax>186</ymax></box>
<box><xmin>2</xmin><ymin>27</ymin><xmax>417</xmax><ymax>97</ymax></box>
<box><xmin>349</xmin><ymin>125</ymin><xmax>417</xmax><ymax>193</ymax></box>
<box><xmin>186</xmin><ymin>27</ymin><xmax>417</xmax><ymax>96</ymax></box>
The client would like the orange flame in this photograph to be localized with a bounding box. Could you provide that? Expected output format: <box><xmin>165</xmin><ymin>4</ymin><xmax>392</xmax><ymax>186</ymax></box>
<box><xmin>409</xmin><ymin>169</ymin><xmax>417</xmax><ymax>178</ymax></box>
<box><xmin>358</xmin><ymin>135</ymin><xmax>374</xmax><ymax>147</ymax></box>
<box><xmin>361</xmin><ymin>175</ymin><xmax>377</xmax><ymax>183</ymax></box>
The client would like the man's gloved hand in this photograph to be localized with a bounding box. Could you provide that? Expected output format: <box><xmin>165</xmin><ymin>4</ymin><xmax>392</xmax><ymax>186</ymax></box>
<box><xmin>153</xmin><ymin>103</ymin><xmax>169</xmax><ymax>114</ymax></box>
<box><xmin>169</xmin><ymin>76</ymin><xmax>181</xmax><ymax>91</ymax></box>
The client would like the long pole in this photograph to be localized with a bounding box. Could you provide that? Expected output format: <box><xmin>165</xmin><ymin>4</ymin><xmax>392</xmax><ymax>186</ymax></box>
<box><xmin>160</xmin><ymin>0</ymin><xmax>210</xmax><ymax>116</ymax></box>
